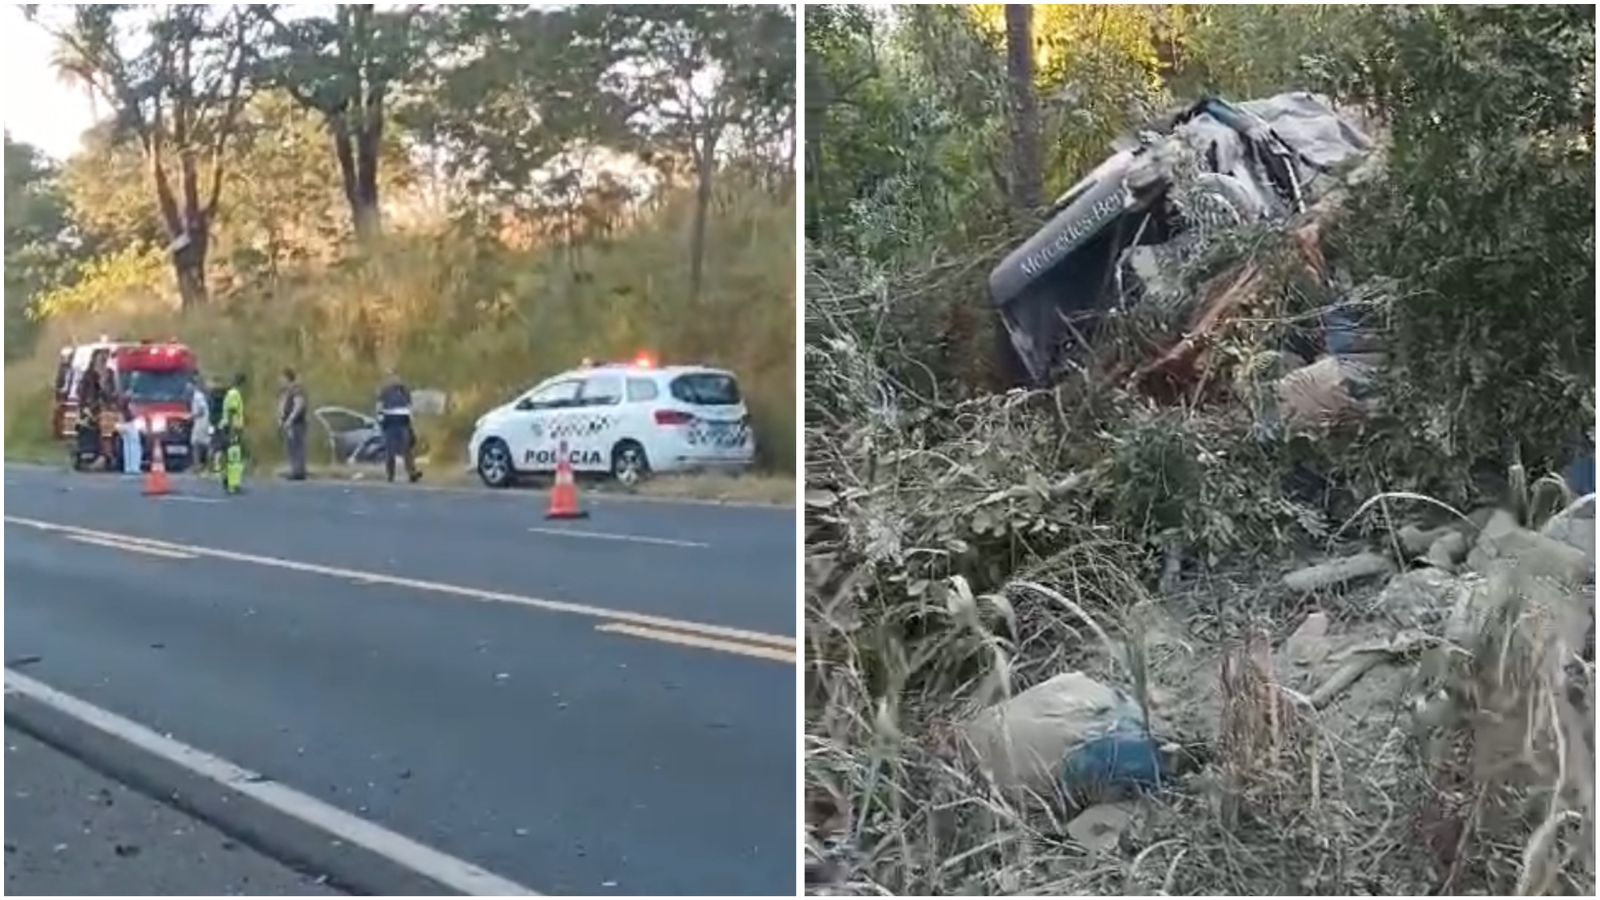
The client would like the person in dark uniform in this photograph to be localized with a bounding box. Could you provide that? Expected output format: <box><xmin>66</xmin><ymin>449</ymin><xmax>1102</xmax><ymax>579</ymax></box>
<box><xmin>75</xmin><ymin>350</ymin><xmax>110</xmax><ymax>465</ymax></box>
<box><xmin>82</xmin><ymin>350</ymin><xmax>120</xmax><ymax>468</ymax></box>
<box><xmin>278</xmin><ymin>368</ymin><xmax>309</xmax><ymax>480</ymax></box>
<box><xmin>376</xmin><ymin>371</ymin><xmax>422</xmax><ymax>483</ymax></box>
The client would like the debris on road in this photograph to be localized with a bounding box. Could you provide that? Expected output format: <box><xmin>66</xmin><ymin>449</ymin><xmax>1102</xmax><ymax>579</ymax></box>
<box><xmin>4</xmin><ymin>727</ymin><xmax>337</xmax><ymax>895</ymax></box>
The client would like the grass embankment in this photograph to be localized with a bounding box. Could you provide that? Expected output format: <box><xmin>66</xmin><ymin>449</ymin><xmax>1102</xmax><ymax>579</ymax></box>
<box><xmin>804</xmin><ymin>232</ymin><xmax>1594</xmax><ymax>894</ymax></box>
<box><xmin>5</xmin><ymin>188</ymin><xmax>796</xmax><ymax>504</ymax></box>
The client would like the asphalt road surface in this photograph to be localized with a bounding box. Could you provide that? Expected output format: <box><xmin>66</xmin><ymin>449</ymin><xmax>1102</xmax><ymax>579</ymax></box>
<box><xmin>6</xmin><ymin>725</ymin><xmax>341</xmax><ymax>895</ymax></box>
<box><xmin>4</xmin><ymin>464</ymin><xmax>797</xmax><ymax>895</ymax></box>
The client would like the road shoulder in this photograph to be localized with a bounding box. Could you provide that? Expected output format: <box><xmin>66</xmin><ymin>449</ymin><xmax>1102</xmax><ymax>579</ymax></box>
<box><xmin>5</xmin><ymin>676</ymin><xmax>510</xmax><ymax>896</ymax></box>
<box><xmin>5</xmin><ymin>724</ymin><xmax>341</xmax><ymax>896</ymax></box>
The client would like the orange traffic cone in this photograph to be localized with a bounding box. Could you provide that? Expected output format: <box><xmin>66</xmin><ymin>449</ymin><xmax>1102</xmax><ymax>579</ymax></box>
<box><xmin>143</xmin><ymin>419</ymin><xmax>172</xmax><ymax>497</ymax></box>
<box><xmin>546</xmin><ymin>442</ymin><xmax>587</xmax><ymax>520</ymax></box>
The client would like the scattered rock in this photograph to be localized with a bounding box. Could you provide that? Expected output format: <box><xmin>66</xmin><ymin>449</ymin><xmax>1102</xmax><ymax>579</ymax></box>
<box><xmin>1282</xmin><ymin>612</ymin><xmax>1332</xmax><ymax>667</ymax></box>
<box><xmin>1399</xmin><ymin>524</ymin><xmax>1456</xmax><ymax>557</ymax></box>
<box><xmin>1426</xmin><ymin>531</ymin><xmax>1468</xmax><ymax>571</ymax></box>
<box><xmin>113</xmin><ymin>843</ymin><xmax>140</xmax><ymax>858</ymax></box>
<box><xmin>1308</xmin><ymin>631</ymin><xmax>1428</xmax><ymax>709</ymax></box>
<box><xmin>1467</xmin><ymin>514</ymin><xmax>1589</xmax><ymax>586</ymax></box>
<box><xmin>1282</xmin><ymin>552</ymin><xmax>1394</xmax><ymax>593</ymax></box>
<box><xmin>1066</xmin><ymin>802</ymin><xmax>1137</xmax><ymax>854</ymax></box>
<box><xmin>1376</xmin><ymin>568</ymin><xmax>1460</xmax><ymax>629</ymax></box>
<box><xmin>962</xmin><ymin>672</ymin><xmax>1148</xmax><ymax>798</ymax></box>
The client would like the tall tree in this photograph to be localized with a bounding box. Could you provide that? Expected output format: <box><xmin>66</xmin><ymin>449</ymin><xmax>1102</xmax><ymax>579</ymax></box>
<box><xmin>1004</xmin><ymin>4</ymin><xmax>1041</xmax><ymax>215</ymax></box>
<box><xmin>30</xmin><ymin>5</ymin><xmax>260</xmax><ymax>308</ymax></box>
<box><xmin>622</xmin><ymin>5</ymin><xmax>795</xmax><ymax>302</ymax></box>
<box><xmin>407</xmin><ymin>5</ymin><xmax>629</xmax><ymax>219</ymax></box>
<box><xmin>4</xmin><ymin>135</ymin><xmax>75</xmax><ymax>358</ymax></box>
<box><xmin>259</xmin><ymin>4</ymin><xmax>423</xmax><ymax>240</ymax></box>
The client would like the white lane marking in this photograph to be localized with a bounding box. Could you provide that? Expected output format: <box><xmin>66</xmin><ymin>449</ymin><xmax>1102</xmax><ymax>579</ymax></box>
<box><xmin>4</xmin><ymin>670</ymin><xmax>537</xmax><ymax>895</ymax></box>
<box><xmin>595</xmin><ymin>623</ymin><xmax>796</xmax><ymax>663</ymax></box>
<box><xmin>67</xmin><ymin>534</ymin><xmax>197</xmax><ymax>560</ymax></box>
<box><xmin>7</xmin><ymin>516</ymin><xmax>795</xmax><ymax>652</ymax></box>
<box><xmin>527</xmin><ymin>527</ymin><xmax>709</xmax><ymax>549</ymax></box>
<box><xmin>161</xmin><ymin>495</ymin><xmax>224</xmax><ymax>504</ymax></box>
<box><xmin>3</xmin><ymin>461</ymin><xmax>792</xmax><ymax>510</ymax></box>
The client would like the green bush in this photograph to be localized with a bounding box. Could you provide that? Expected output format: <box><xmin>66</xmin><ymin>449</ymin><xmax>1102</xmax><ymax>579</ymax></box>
<box><xmin>1320</xmin><ymin>5</ymin><xmax>1595</xmax><ymax>498</ymax></box>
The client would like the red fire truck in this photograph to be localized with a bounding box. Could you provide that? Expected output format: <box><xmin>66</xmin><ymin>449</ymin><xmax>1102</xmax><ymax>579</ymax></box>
<box><xmin>54</xmin><ymin>338</ymin><xmax>201</xmax><ymax>472</ymax></box>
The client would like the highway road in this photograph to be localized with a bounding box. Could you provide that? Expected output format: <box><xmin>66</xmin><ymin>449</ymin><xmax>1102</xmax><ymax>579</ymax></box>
<box><xmin>3</xmin><ymin>464</ymin><xmax>797</xmax><ymax>895</ymax></box>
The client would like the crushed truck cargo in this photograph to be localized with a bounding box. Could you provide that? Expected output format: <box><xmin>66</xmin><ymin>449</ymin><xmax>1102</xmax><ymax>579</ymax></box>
<box><xmin>989</xmin><ymin>92</ymin><xmax>1377</xmax><ymax>389</ymax></box>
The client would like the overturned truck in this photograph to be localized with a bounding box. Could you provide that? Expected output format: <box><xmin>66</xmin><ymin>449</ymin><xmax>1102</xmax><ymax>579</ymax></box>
<box><xmin>989</xmin><ymin>92</ymin><xmax>1376</xmax><ymax>390</ymax></box>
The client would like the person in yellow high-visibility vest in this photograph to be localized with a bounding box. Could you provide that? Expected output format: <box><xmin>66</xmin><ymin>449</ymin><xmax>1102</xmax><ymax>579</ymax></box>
<box><xmin>220</xmin><ymin>372</ymin><xmax>247</xmax><ymax>494</ymax></box>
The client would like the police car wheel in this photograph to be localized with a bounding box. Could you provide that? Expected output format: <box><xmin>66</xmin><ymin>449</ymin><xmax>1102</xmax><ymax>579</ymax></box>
<box><xmin>611</xmin><ymin>441</ymin><xmax>649</xmax><ymax>487</ymax></box>
<box><xmin>477</xmin><ymin>439</ymin><xmax>514</xmax><ymax>488</ymax></box>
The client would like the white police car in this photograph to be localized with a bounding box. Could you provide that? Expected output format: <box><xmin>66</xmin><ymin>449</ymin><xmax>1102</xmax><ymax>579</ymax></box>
<box><xmin>468</xmin><ymin>358</ymin><xmax>757</xmax><ymax>488</ymax></box>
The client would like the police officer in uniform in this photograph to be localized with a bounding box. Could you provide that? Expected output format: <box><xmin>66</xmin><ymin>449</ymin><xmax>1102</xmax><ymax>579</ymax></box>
<box><xmin>376</xmin><ymin>371</ymin><xmax>422</xmax><ymax>483</ymax></box>
<box><xmin>278</xmin><ymin>367</ymin><xmax>309</xmax><ymax>481</ymax></box>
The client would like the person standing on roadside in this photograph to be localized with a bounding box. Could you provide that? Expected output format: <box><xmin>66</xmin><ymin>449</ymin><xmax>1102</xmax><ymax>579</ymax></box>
<box><xmin>279</xmin><ymin>368</ymin><xmax>309</xmax><ymax>481</ymax></box>
<box><xmin>376</xmin><ymin>370</ymin><xmax>422</xmax><ymax>483</ymax></box>
<box><xmin>189</xmin><ymin>372</ymin><xmax>212</xmax><ymax>472</ymax></box>
<box><xmin>220</xmin><ymin>372</ymin><xmax>247</xmax><ymax>494</ymax></box>
<box><xmin>83</xmin><ymin>349</ymin><xmax>120</xmax><ymax>468</ymax></box>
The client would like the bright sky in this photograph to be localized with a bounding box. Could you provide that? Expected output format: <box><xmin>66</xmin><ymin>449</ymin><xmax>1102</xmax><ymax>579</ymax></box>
<box><xmin>1</xmin><ymin>5</ymin><xmax>99</xmax><ymax>160</ymax></box>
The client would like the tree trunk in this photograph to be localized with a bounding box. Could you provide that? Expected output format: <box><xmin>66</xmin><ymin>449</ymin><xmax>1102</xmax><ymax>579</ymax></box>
<box><xmin>150</xmin><ymin>146</ymin><xmax>210</xmax><ymax>309</ymax></box>
<box><xmin>689</xmin><ymin>127</ymin><xmax>718</xmax><ymax>304</ymax></box>
<box><xmin>331</xmin><ymin>115</ymin><xmax>381</xmax><ymax>241</ymax></box>
<box><xmin>331</xmin><ymin>120</ymin><xmax>360</xmax><ymax>223</ymax></box>
<box><xmin>353</xmin><ymin>88</ymin><xmax>383</xmax><ymax>240</ymax></box>
<box><xmin>170</xmin><ymin>216</ymin><xmax>210</xmax><ymax>309</ymax></box>
<box><xmin>1005</xmin><ymin>5</ymin><xmax>1042</xmax><ymax>217</ymax></box>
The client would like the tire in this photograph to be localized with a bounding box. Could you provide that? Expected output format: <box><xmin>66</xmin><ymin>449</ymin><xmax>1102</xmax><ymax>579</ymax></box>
<box><xmin>477</xmin><ymin>438</ymin><xmax>515</xmax><ymax>489</ymax></box>
<box><xmin>610</xmin><ymin>440</ymin><xmax>650</xmax><ymax>487</ymax></box>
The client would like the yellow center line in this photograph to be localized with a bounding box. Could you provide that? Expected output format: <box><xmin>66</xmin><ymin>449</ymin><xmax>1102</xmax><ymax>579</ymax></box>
<box><xmin>7</xmin><ymin>515</ymin><xmax>796</xmax><ymax>659</ymax></box>
<box><xmin>66</xmin><ymin>534</ymin><xmax>197</xmax><ymax>560</ymax></box>
<box><xmin>595</xmin><ymin>623</ymin><xmax>795</xmax><ymax>663</ymax></box>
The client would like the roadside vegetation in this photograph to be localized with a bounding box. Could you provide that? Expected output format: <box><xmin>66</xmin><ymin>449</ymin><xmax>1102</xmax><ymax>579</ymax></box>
<box><xmin>805</xmin><ymin>5</ymin><xmax>1593</xmax><ymax>895</ymax></box>
<box><xmin>4</xmin><ymin>5</ymin><xmax>796</xmax><ymax>484</ymax></box>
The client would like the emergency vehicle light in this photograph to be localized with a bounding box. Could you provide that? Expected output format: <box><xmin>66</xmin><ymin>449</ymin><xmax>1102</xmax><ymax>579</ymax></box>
<box><xmin>633</xmin><ymin>351</ymin><xmax>657</xmax><ymax>369</ymax></box>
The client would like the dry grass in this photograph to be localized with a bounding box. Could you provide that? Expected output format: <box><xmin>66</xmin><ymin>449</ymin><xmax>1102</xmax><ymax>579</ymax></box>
<box><xmin>803</xmin><ymin>244</ymin><xmax>1594</xmax><ymax>895</ymax></box>
<box><xmin>5</xmin><ymin>185</ymin><xmax>796</xmax><ymax>476</ymax></box>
